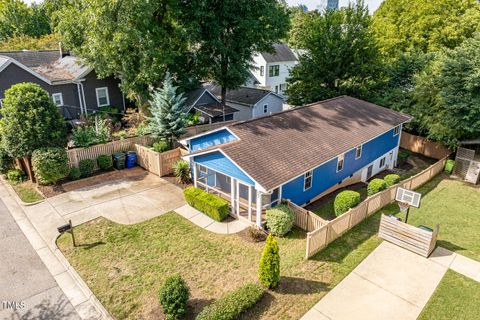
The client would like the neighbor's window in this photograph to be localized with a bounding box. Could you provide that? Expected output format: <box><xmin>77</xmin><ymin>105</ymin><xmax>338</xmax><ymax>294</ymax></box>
<box><xmin>355</xmin><ymin>145</ymin><xmax>362</xmax><ymax>159</ymax></box>
<box><xmin>95</xmin><ymin>87</ymin><xmax>110</xmax><ymax>107</ymax></box>
<box><xmin>52</xmin><ymin>93</ymin><xmax>63</xmax><ymax>106</ymax></box>
<box><xmin>380</xmin><ymin>157</ymin><xmax>386</xmax><ymax>167</ymax></box>
<box><xmin>280</xmin><ymin>83</ymin><xmax>287</xmax><ymax>92</ymax></box>
<box><xmin>337</xmin><ymin>154</ymin><xmax>344</xmax><ymax>172</ymax></box>
<box><xmin>269</xmin><ymin>65</ymin><xmax>280</xmax><ymax>77</ymax></box>
<box><xmin>260</xmin><ymin>66</ymin><xmax>264</xmax><ymax>76</ymax></box>
<box><xmin>393</xmin><ymin>125</ymin><xmax>400</xmax><ymax>136</ymax></box>
<box><xmin>263</xmin><ymin>104</ymin><xmax>268</xmax><ymax>114</ymax></box>
<box><xmin>304</xmin><ymin>170</ymin><xmax>313</xmax><ymax>190</ymax></box>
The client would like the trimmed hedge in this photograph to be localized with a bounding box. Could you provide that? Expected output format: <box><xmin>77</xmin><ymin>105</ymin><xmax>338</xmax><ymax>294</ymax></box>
<box><xmin>158</xmin><ymin>275</ymin><xmax>190</xmax><ymax>320</ymax></box>
<box><xmin>367</xmin><ymin>178</ymin><xmax>388</xmax><ymax>196</ymax></box>
<box><xmin>97</xmin><ymin>154</ymin><xmax>113</xmax><ymax>171</ymax></box>
<box><xmin>444</xmin><ymin>159</ymin><xmax>455</xmax><ymax>174</ymax></box>
<box><xmin>196</xmin><ymin>283</ymin><xmax>263</xmax><ymax>320</ymax></box>
<box><xmin>79</xmin><ymin>159</ymin><xmax>95</xmax><ymax>178</ymax></box>
<box><xmin>69</xmin><ymin>167</ymin><xmax>81</xmax><ymax>181</ymax></box>
<box><xmin>334</xmin><ymin>190</ymin><xmax>360</xmax><ymax>216</ymax></box>
<box><xmin>31</xmin><ymin>147</ymin><xmax>69</xmax><ymax>185</ymax></box>
<box><xmin>266</xmin><ymin>204</ymin><xmax>294</xmax><ymax>236</ymax></box>
<box><xmin>183</xmin><ymin>187</ymin><xmax>229</xmax><ymax>221</ymax></box>
<box><xmin>384</xmin><ymin>174</ymin><xmax>401</xmax><ymax>187</ymax></box>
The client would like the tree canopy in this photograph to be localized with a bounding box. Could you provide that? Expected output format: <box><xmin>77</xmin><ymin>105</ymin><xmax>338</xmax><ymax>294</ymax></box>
<box><xmin>372</xmin><ymin>0</ymin><xmax>480</xmax><ymax>60</ymax></box>
<box><xmin>286</xmin><ymin>0</ymin><xmax>378</xmax><ymax>105</ymax></box>
<box><xmin>0</xmin><ymin>0</ymin><xmax>51</xmax><ymax>40</ymax></box>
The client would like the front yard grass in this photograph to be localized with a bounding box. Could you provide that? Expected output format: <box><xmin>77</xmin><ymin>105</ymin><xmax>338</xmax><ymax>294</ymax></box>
<box><xmin>418</xmin><ymin>270</ymin><xmax>480</xmax><ymax>320</ymax></box>
<box><xmin>12</xmin><ymin>181</ymin><xmax>44</xmax><ymax>203</ymax></box>
<box><xmin>58</xmin><ymin>211</ymin><xmax>383</xmax><ymax>319</ymax></box>
<box><xmin>382</xmin><ymin>174</ymin><xmax>480</xmax><ymax>261</ymax></box>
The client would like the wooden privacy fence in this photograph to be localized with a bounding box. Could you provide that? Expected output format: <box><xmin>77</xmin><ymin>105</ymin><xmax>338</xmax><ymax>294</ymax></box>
<box><xmin>284</xmin><ymin>200</ymin><xmax>328</xmax><ymax>232</ymax></box>
<box><xmin>304</xmin><ymin>156</ymin><xmax>448</xmax><ymax>259</ymax></box>
<box><xmin>378</xmin><ymin>214</ymin><xmax>439</xmax><ymax>257</ymax></box>
<box><xmin>134</xmin><ymin>145</ymin><xmax>184</xmax><ymax>177</ymax></box>
<box><xmin>400</xmin><ymin>132</ymin><xmax>451</xmax><ymax>160</ymax></box>
<box><xmin>67</xmin><ymin>135</ymin><xmax>155</xmax><ymax>168</ymax></box>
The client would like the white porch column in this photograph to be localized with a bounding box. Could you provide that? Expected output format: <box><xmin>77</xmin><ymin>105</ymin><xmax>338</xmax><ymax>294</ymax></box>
<box><xmin>248</xmin><ymin>185</ymin><xmax>252</xmax><ymax>221</ymax></box>
<box><xmin>193</xmin><ymin>163</ymin><xmax>198</xmax><ymax>188</ymax></box>
<box><xmin>230</xmin><ymin>178</ymin><xmax>236</xmax><ymax>216</ymax></box>
<box><xmin>256</xmin><ymin>191</ymin><xmax>263</xmax><ymax>227</ymax></box>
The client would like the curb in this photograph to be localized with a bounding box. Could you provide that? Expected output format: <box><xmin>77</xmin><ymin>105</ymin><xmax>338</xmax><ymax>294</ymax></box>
<box><xmin>0</xmin><ymin>175</ymin><xmax>45</xmax><ymax>206</ymax></box>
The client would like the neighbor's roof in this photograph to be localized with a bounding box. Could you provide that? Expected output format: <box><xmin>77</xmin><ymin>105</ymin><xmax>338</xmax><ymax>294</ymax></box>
<box><xmin>194</xmin><ymin>103</ymin><xmax>239</xmax><ymax>117</ymax></box>
<box><xmin>32</xmin><ymin>55</ymin><xmax>90</xmax><ymax>82</ymax></box>
<box><xmin>204</xmin><ymin>83</ymin><xmax>280</xmax><ymax>106</ymax></box>
<box><xmin>0</xmin><ymin>50</ymin><xmax>59</xmax><ymax>67</ymax></box>
<box><xmin>260</xmin><ymin>43</ymin><xmax>298</xmax><ymax>63</ymax></box>
<box><xmin>191</xmin><ymin>96</ymin><xmax>412</xmax><ymax>190</ymax></box>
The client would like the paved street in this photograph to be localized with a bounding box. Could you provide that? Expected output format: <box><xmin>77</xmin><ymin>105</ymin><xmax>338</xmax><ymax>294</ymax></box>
<box><xmin>0</xmin><ymin>199</ymin><xmax>80</xmax><ymax>320</ymax></box>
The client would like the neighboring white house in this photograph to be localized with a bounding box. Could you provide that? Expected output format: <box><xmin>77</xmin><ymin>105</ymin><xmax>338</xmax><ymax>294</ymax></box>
<box><xmin>249</xmin><ymin>43</ymin><xmax>298</xmax><ymax>96</ymax></box>
<box><xmin>204</xmin><ymin>83</ymin><xmax>285</xmax><ymax>121</ymax></box>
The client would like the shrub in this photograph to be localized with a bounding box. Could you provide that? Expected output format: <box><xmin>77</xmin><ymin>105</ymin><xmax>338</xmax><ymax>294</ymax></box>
<box><xmin>258</xmin><ymin>234</ymin><xmax>280</xmax><ymax>289</ymax></box>
<box><xmin>0</xmin><ymin>147</ymin><xmax>13</xmax><ymax>173</ymax></box>
<box><xmin>397</xmin><ymin>150</ymin><xmax>411</xmax><ymax>164</ymax></box>
<box><xmin>444</xmin><ymin>159</ymin><xmax>455</xmax><ymax>174</ymax></box>
<box><xmin>31</xmin><ymin>148</ymin><xmax>69</xmax><ymax>185</ymax></box>
<box><xmin>173</xmin><ymin>160</ymin><xmax>191</xmax><ymax>184</ymax></box>
<box><xmin>384</xmin><ymin>174</ymin><xmax>401</xmax><ymax>187</ymax></box>
<box><xmin>69</xmin><ymin>167</ymin><xmax>81</xmax><ymax>180</ymax></box>
<box><xmin>97</xmin><ymin>154</ymin><xmax>113</xmax><ymax>171</ymax></box>
<box><xmin>6</xmin><ymin>169</ymin><xmax>23</xmax><ymax>183</ymax></box>
<box><xmin>196</xmin><ymin>283</ymin><xmax>264</xmax><ymax>320</ymax></box>
<box><xmin>265</xmin><ymin>204</ymin><xmax>294</xmax><ymax>237</ymax></box>
<box><xmin>152</xmin><ymin>140</ymin><xmax>170</xmax><ymax>153</ymax></box>
<box><xmin>334</xmin><ymin>190</ymin><xmax>361</xmax><ymax>216</ymax></box>
<box><xmin>72</xmin><ymin>125</ymin><xmax>97</xmax><ymax>147</ymax></box>
<box><xmin>79</xmin><ymin>159</ymin><xmax>95</xmax><ymax>178</ymax></box>
<box><xmin>158</xmin><ymin>275</ymin><xmax>189</xmax><ymax>320</ymax></box>
<box><xmin>183</xmin><ymin>187</ymin><xmax>229</xmax><ymax>221</ymax></box>
<box><xmin>367</xmin><ymin>178</ymin><xmax>388</xmax><ymax>196</ymax></box>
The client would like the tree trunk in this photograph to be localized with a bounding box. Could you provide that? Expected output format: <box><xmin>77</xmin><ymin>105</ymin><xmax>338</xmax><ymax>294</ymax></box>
<box><xmin>221</xmin><ymin>86</ymin><xmax>227</xmax><ymax>122</ymax></box>
<box><xmin>22</xmin><ymin>157</ymin><xmax>35</xmax><ymax>182</ymax></box>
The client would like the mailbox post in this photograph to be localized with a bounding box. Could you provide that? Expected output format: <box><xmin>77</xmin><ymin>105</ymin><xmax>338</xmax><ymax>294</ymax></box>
<box><xmin>57</xmin><ymin>220</ymin><xmax>76</xmax><ymax>247</ymax></box>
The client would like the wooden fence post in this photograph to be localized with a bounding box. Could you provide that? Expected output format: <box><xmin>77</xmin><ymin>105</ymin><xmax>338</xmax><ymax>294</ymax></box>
<box><xmin>305</xmin><ymin>233</ymin><xmax>310</xmax><ymax>259</ymax></box>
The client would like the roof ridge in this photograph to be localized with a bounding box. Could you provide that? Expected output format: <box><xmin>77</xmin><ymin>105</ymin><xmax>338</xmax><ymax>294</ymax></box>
<box><xmin>0</xmin><ymin>49</ymin><xmax>59</xmax><ymax>53</ymax></box>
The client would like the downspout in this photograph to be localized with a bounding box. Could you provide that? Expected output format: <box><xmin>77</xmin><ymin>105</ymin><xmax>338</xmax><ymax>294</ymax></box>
<box><xmin>74</xmin><ymin>81</ymin><xmax>84</xmax><ymax>115</ymax></box>
<box><xmin>79</xmin><ymin>82</ymin><xmax>87</xmax><ymax>114</ymax></box>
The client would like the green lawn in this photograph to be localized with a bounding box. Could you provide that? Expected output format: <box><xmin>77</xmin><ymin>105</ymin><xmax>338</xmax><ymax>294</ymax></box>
<box><xmin>418</xmin><ymin>270</ymin><xmax>480</xmax><ymax>320</ymax></box>
<box><xmin>12</xmin><ymin>181</ymin><xmax>44</xmax><ymax>203</ymax></box>
<box><xmin>58</xmin><ymin>211</ymin><xmax>383</xmax><ymax>320</ymax></box>
<box><xmin>381</xmin><ymin>174</ymin><xmax>480</xmax><ymax>261</ymax></box>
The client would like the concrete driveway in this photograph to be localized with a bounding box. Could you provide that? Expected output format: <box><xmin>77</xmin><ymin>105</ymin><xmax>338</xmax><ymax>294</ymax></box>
<box><xmin>302</xmin><ymin>241</ymin><xmax>448</xmax><ymax>320</ymax></box>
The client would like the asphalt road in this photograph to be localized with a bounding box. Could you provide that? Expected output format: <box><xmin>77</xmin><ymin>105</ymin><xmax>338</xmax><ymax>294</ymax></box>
<box><xmin>0</xmin><ymin>199</ymin><xmax>80</xmax><ymax>320</ymax></box>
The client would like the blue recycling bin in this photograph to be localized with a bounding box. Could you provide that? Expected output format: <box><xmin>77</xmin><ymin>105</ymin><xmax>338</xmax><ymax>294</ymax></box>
<box><xmin>125</xmin><ymin>151</ymin><xmax>137</xmax><ymax>169</ymax></box>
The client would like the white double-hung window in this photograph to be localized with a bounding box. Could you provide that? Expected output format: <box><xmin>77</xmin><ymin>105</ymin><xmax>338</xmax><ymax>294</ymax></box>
<box><xmin>355</xmin><ymin>145</ymin><xmax>362</xmax><ymax>159</ymax></box>
<box><xmin>337</xmin><ymin>154</ymin><xmax>344</xmax><ymax>172</ymax></box>
<box><xmin>304</xmin><ymin>170</ymin><xmax>313</xmax><ymax>191</ymax></box>
<box><xmin>96</xmin><ymin>87</ymin><xmax>110</xmax><ymax>107</ymax></box>
<box><xmin>52</xmin><ymin>93</ymin><xmax>63</xmax><ymax>106</ymax></box>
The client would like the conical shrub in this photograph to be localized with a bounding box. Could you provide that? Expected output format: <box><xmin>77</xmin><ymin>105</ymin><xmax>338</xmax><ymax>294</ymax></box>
<box><xmin>258</xmin><ymin>234</ymin><xmax>280</xmax><ymax>289</ymax></box>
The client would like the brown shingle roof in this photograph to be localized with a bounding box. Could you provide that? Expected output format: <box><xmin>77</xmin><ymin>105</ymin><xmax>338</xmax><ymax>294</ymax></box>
<box><xmin>210</xmin><ymin>96</ymin><xmax>411</xmax><ymax>190</ymax></box>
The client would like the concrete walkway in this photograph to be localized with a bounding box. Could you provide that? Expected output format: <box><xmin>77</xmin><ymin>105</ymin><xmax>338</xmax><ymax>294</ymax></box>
<box><xmin>176</xmin><ymin>204</ymin><xmax>250</xmax><ymax>234</ymax></box>
<box><xmin>429</xmin><ymin>246</ymin><xmax>480</xmax><ymax>283</ymax></box>
<box><xmin>302</xmin><ymin>242</ymin><xmax>448</xmax><ymax>320</ymax></box>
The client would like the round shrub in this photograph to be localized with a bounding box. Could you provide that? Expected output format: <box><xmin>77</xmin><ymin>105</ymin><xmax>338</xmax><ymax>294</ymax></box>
<box><xmin>258</xmin><ymin>234</ymin><xmax>280</xmax><ymax>289</ymax></box>
<box><xmin>334</xmin><ymin>190</ymin><xmax>361</xmax><ymax>216</ymax></box>
<box><xmin>0</xmin><ymin>147</ymin><xmax>13</xmax><ymax>173</ymax></box>
<box><xmin>266</xmin><ymin>204</ymin><xmax>294</xmax><ymax>237</ymax></box>
<box><xmin>444</xmin><ymin>159</ymin><xmax>455</xmax><ymax>174</ymax></box>
<box><xmin>6</xmin><ymin>169</ymin><xmax>23</xmax><ymax>183</ymax></box>
<box><xmin>97</xmin><ymin>154</ymin><xmax>113</xmax><ymax>171</ymax></box>
<box><xmin>384</xmin><ymin>174</ymin><xmax>401</xmax><ymax>187</ymax></box>
<box><xmin>367</xmin><ymin>178</ymin><xmax>388</xmax><ymax>196</ymax></box>
<box><xmin>158</xmin><ymin>275</ymin><xmax>190</xmax><ymax>320</ymax></box>
<box><xmin>152</xmin><ymin>140</ymin><xmax>170</xmax><ymax>153</ymax></box>
<box><xmin>69</xmin><ymin>167</ymin><xmax>81</xmax><ymax>181</ymax></box>
<box><xmin>79</xmin><ymin>159</ymin><xmax>95</xmax><ymax>178</ymax></box>
<box><xmin>31</xmin><ymin>148</ymin><xmax>69</xmax><ymax>185</ymax></box>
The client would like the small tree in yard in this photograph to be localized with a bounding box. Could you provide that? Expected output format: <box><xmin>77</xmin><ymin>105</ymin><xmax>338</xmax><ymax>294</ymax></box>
<box><xmin>158</xmin><ymin>275</ymin><xmax>190</xmax><ymax>320</ymax></box>
<box><xmin>0</xmin><ymin>83</ymin><xmax>66</xmax><ymax>181</ymax></box>
<box><xmin>147</xmin><ymin>73</ymin><xmax>187</xmax><ymax>149</ymax></box>
<box><xmin>258</xmin><ymin>234</ymin><xmax>280</xmax><ymax>289</ymax></box>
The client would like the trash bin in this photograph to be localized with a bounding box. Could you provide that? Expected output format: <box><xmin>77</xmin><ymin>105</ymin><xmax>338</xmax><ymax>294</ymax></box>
<box><xmin>125</xmin><ymin>151</ymin><xmax>137</xmax><ymax>169</ymax></box>
<box><xmin>113</xmin><ymin>152</ymin><xmax>126</xmax><ymax>170</ymax></box>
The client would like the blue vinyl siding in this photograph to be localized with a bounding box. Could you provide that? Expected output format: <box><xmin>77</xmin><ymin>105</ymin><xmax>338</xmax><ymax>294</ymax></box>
<box><xmin>282</xmin><ymin>128</ymin><xmax>400</xmax><ymax>205</ymax></box>
<box><xmin>194</xmin><ymin>151</ymin><xmax>254</xmax><ymax>185</ymax></box>
<box><xmin>189</xmin><ymin>129</ymin><xmax>237</xmax><ymax>152</ymax></box>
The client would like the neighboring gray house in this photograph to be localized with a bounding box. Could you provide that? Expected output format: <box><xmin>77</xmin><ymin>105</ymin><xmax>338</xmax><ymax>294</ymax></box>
<box><xmin>0</xmin><ymin>49</ymin><xmax>125</xmax><ymax>119</ymax></box>
<box><xmin>204</xmin><ymin>83</ymin><xmax>285</xmax><ymax>121</ymax></box>
<box><xmin>184</xmin><ymin>87</ymin><xmax>239</xmax><ymax>123</ymax></box>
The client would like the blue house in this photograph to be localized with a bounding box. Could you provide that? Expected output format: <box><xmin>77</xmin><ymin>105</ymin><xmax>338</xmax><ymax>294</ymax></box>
<box><xmin>181</xmin><ymin>96</ymin><xmax>411</xmax><ymax>226</ymax></box>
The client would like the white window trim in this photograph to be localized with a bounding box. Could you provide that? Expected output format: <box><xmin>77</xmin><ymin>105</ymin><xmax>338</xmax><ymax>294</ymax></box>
<box><xmin>337</xmin><ymin>154</ymin><xmax>344</xmax><ymax>172</ymax></box>
<box><xmin>380</xmin><ymin>157</ymin><xmax>386</xmax><ymax>168</ymax></box>
<box><xmin>263</xmin><ymin>104</ymin><xmax>268</xmax><ymax>114</ymax></box>
<box><xmin>95</xmin><ymin>87</ymin><xmax>110</xmax><ymax>107</ymax></box>
<box><xmin>268</xmin><ymin>65</ymin><xmax>279</xmax><ymax>77</ymax></box>
<box><xmin>260</xmin><ymin>66</ymin><xmax>264</xmax><ymax>76</ymax></box>
<box><xmin>393</xmin><ymin>125</ymin><xmax>400</xmax><ymax>136</ymax></box>
<box><xmin>303</xmin><ymin>170</ymin><xmax>313</xmax><ymax>191</ymax></box>
<box><xmin>52</xmin><ymin>93</ymin><xmax>63</xmax><ymax>106</ymax></box>
<box><xmin>199</xmin><ymin>165</ymin><xmax>207</xmax><ymax>174</ymax></box>
<box><xmin>355</xmin><ymin>145</ymin><xmax>362</xmax><ymax>159</ymax></box>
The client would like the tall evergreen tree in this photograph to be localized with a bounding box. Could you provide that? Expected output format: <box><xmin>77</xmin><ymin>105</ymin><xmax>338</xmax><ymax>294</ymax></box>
<box><xmin>147</xmin><ymin>73</ymin><xmax>187</xmax><ymax>148</ymax></box>
<box><xmin>258</xmin><ymin>234</ymin><xmax>280</xmax><ymax>289</ymax></box>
